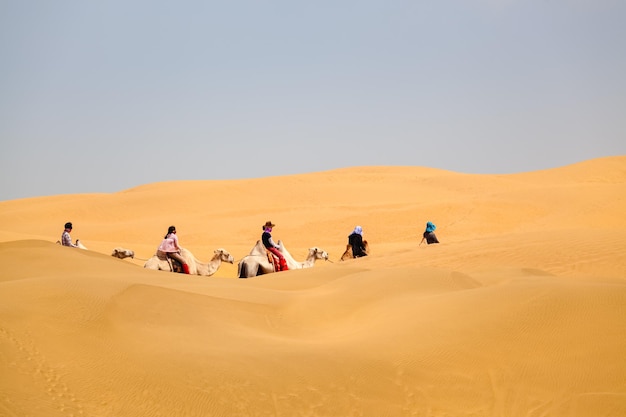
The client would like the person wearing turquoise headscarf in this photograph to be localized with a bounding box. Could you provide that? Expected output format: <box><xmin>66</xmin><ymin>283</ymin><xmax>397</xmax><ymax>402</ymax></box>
<box><xmin>420</xmin><ymin>221</ymin><xmax>439</xmax><ymax>245</ymax></box>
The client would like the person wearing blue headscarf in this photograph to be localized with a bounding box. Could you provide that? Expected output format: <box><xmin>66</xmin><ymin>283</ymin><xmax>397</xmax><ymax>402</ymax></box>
<box><xmin>421</xmin><ymin>221</ymin><xmax>439</xmax><ymax>245</ymax></box>
<box><xmin>348</xmin><ymin>225</ymin><xmax>368</xmax><ymax>257</ymax></box>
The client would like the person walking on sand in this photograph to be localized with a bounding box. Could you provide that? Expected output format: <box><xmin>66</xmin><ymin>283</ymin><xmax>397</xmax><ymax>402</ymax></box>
<box><xmin>157</xmin><ymin>226</ymin><xmax>190</xmax><ymax>274</ymax></box>
<box><xmin>61</xmin><ymin>222</ymin><xmax>79</xmax><ymax>248</ymax></box>
<box><xmin>420</xmin><ymin>221</ymin><xmax>440</xmax><ymax>245</ymax></box>
<box><xmin>261</xmin><ymin>221</ymin><xmax>288</xmax><ymax>271</ymax></box>
<box><xmin>348</xmin><ymin>225</ymin><xmax>368</xmax><ymax>257</ymax></box>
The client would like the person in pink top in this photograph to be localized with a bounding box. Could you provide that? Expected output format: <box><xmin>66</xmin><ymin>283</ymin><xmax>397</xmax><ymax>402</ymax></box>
<box><xmin>157</xmin><ymin>225</ymin><xmax>190</xmax><ymax>274</ymax></box>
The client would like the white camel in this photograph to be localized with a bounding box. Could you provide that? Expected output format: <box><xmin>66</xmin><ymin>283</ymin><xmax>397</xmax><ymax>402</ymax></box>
<box><xmin>144</xmin><ymin>247</ymin><xmax>234</xmax><ymax>276</ymax></box>
<box><xmin>111</xmin><ymin>247</ymin><xmax>134</xmax><ymax>259</ymax></box>
<box><xmin>56</xmin><ymin>239</ymin><xmax>88</xmax><ymax>250</ymax></box>
<box><xmin>238</xmin><ymin>240</ymin><xmax>329</xmax><ymax>278</ymax></box>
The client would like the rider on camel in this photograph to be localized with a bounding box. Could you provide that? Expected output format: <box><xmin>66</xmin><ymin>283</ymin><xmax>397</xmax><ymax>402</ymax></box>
<box><xmin>157</xmin><ymin>226</ymin><xmax>190</xmax><ymax>274</ymax></box>
<box><xmin>261</xmin><ymin>221</ymin><xmax>288</xmax><ymax>271</ymax></box>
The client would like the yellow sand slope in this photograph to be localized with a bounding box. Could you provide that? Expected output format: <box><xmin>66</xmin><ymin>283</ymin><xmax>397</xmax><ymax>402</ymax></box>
<box><xmin>1</xmin><ymin>156</ymin><xmax>625</xmax><ymax>416</ymax></box>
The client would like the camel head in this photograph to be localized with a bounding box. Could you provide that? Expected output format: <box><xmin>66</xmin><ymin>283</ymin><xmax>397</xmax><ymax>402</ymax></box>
<box><xmin>214</xmin><ymin>248</ymin><xmax>235</xmax><ymax>264</ymax></box>
<box><xmin>112</xmin><ymin>247</ymin><xmax>134</xmax><ymax>259</ymax></box>
<box><xmin>309</xmin><ymin>247</ymin><xmax>329</xmax><ymax>261</ymax></box>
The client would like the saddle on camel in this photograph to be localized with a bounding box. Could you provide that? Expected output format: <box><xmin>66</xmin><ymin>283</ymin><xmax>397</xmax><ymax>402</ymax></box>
<box><xmin>264</xmin><ymin>247</ymin><xmax>284</xmax><ymax>272</ymax></box>
<box><xmin>156</xmin><ymin>250</ymin><xmax>187</xmax><ymax>273</ymax></box>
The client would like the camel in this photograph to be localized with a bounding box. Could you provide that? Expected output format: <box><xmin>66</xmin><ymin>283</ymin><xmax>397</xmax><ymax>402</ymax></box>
<box><xmin>238</xmin><ymin>240</ymin><xmax>329</xmax><ymax>278</ymax></box>
<box><xmin>144</xmin><ymin>247</ymin><xmax>234</xmax><ymax>276</ymax></box>
<box><xmin>340</xmin><ymin>240</ymin><xmax>369</xmax><ymax>261</ymax></box>
<box><xmin>56</xmin><ymin>239</ymin><xmax>88</xmax><ymax>250</ymax></box>
<box><xmin>111</xmin><ymin>247</ymin><xmax>134</xmax><ymax>259</ymax></box>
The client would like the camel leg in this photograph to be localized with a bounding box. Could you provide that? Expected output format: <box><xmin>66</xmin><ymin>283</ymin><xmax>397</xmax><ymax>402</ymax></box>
<box><xmin>340</xmin><ymin>244</ymin><xmax>353</xmax><ymax>261</ymax></box>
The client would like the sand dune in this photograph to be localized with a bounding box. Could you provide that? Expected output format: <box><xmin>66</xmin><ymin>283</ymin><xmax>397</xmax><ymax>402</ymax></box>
<box><xmin>1</xmin><ymin>156</ymin><xmax>625</xmax><ymax>416</ymax></box>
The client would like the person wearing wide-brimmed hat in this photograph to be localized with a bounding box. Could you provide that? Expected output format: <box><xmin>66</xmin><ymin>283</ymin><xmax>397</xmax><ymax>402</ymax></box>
<box><xmin>261</xmin><ymin>221</ymin><xmax>288</xmax><ymax>271</ymax></box>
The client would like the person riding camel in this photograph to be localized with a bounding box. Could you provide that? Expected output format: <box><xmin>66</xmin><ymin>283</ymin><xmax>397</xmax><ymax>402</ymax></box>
<box><xmin>156</xmin><ymin>226</ymin><xmax>190</xmax><ymax>274</ymax></box>
<box><xmin>348</xmin><ymin>225</ymin><xmax>368</xmax><ymax>258</ymax></box>
<box><xmin>420</xmin><ymin>221</ymin><xmax>440</xmax><ymax>245</ymax></box>
<box><xmin>61</xmin><ymin>222</ymin><xmax>79</xmax><ymax>248</ymax></box>
<box><xmin>261</xmin><ymin>221</ymin><xmax>288</xmax><ymax>272</ymax></box>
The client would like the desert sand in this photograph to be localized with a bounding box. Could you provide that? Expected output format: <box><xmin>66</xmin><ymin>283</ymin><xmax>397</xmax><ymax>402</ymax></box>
<box><xmin>1</xmin><ymin>156</ymin><xmax>625</xmax><ymax>417</ymax></box>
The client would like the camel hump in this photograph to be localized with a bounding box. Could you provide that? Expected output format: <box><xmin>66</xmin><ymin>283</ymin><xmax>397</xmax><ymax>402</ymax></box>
<box><xmin>249</xmin><ymin>240</ymin><xmax>266</xmax><ymax>256</ymax></box>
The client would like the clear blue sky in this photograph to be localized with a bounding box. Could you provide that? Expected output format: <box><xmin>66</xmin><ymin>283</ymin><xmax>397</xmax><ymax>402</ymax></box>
<box><xmin>1</xmin><ymin>0</ymin><xmax>625</xmax><ymax>201</ymax></box>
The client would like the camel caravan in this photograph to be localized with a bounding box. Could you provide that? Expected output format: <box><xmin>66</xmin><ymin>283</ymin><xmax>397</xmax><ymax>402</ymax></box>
<box><xmin>58</xmin><ymin>220</ymin><xmax>386</xmax><ymax>279</ymax></box>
